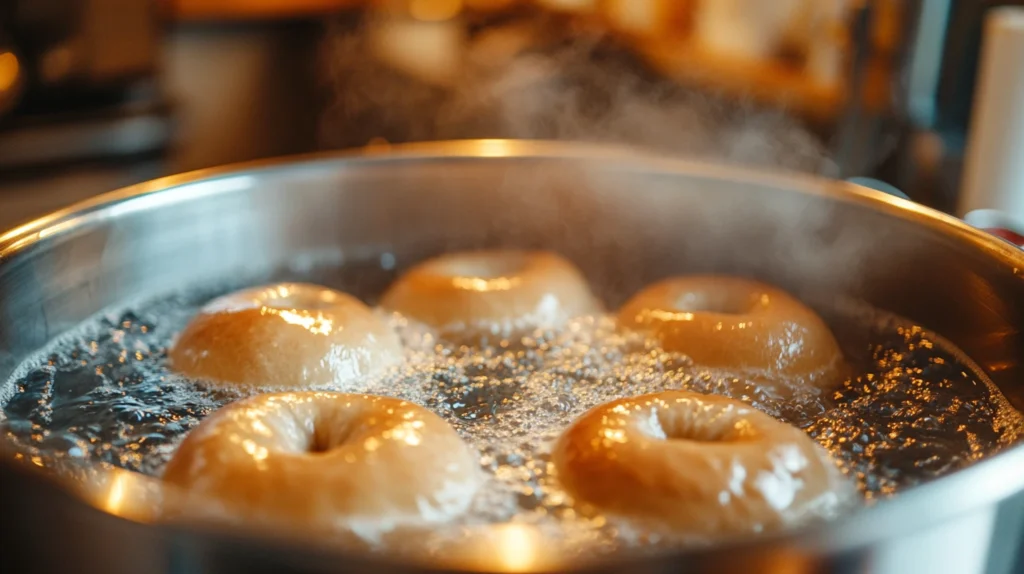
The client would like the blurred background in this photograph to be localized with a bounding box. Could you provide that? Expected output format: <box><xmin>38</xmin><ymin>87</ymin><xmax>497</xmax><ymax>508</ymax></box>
<box><xmin>0</xmin><ymin>0</ymin><xmax>1019</xmax><ymax>229</ymax></box>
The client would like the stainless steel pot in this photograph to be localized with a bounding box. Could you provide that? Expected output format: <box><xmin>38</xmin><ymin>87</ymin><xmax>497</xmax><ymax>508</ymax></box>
<box><xmin>1</xmin><ymin>140</ymin><xmax>1022</xmax><ymax>574</ymax></box>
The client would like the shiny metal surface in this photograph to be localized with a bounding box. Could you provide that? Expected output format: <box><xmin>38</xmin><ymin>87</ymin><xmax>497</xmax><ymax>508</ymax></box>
<box><xmin>1</xmin><ymin>139</ymin><xmax>1023</xmax><ymax>574</ymax></box>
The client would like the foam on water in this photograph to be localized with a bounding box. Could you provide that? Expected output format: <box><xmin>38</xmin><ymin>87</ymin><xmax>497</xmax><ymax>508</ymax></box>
<box><xmin>2</xmin><ymin>277</ymin><xmax>1023</xmax><ymax>560</ymax></box>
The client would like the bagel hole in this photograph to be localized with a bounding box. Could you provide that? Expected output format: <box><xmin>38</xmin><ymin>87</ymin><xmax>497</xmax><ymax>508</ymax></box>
<box><xmin>266</xmin><ymin>285</ymin><xmax>341</xmax><ymax>311</ymax></box>
<box><xmin>308</xmin><ymin>425</ymin><xmax>354</xmax><ymax>454</ymax></box>
<box><xmin>436</xmin><ymin>251</ymin><xmax>529</xmax><ymax>279</ymax></box>
<box><xmin>308</xmin><ymin>439</ymin><xmax>331</xmax><ymax>454</ymax></box>
<box><xmin>652</xmin><ymin>409</ymin><xmax>746</xmax><ymax>443</ymax></box>
<box><xmin>672</xmin><ymin>292</ymin><xmax>756</xmax><ymax>315</ymax></box>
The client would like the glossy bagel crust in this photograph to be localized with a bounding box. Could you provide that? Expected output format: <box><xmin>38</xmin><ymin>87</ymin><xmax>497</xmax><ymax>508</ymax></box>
<box><xmin>553</xmin><ymin>391</ymin><xmax>847</xmax><ymax>534</ymax></box>
<box><xmin>381</xmin><ymin>250</ymin><xmax>602</xmax><ymax>330</ymax></box>
<box><xmin>170</xmin><ymin>283</ymin><xmax>403</xmax><ymax>388</ymax></box>
<box><xmin>163</xmin><ymin>392</ymin><xmax>482</xmax><ymax>534</ymax></box>
<box><xmin>618</xmin><ymin>276</ymin><xmax>842</xmax><ymax>381</ymax></box>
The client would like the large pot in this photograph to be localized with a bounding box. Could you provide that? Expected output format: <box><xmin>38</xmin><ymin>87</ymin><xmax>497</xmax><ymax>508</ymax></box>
<box><xmin>1</xmin><ymin>140</ymin><xmax>1022</xmax><ymax>574</ymax></box>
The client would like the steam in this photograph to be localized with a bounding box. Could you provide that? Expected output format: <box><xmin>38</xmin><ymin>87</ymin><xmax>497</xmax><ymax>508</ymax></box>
<box><xmin>315</xmin><ymin>14</ymin><xmax>918</xmax><ymax>306</ymax></box>
<box><xmin>318</xmin><ymin>16</ymin><xmax>834</xmax><ymax>175</ymax></box>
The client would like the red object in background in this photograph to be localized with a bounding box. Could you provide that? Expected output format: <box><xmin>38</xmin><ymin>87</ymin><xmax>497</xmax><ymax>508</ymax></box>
<box><xmin>982</xmin><ymin>228</ymin><xmax>1024</xmax><ymax>247</ymax></box>
<box><xmin>964</xmin><ymin>209</ymin><xmax>1024</xmax><ymax>249</ymax></box>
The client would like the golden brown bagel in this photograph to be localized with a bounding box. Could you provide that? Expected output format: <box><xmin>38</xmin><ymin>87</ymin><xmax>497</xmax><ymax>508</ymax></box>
<box><xmin>553</xmin><ymin>391</ymin><xmax>846</xmax><ymax>534</ymax></box>
<box><xmin>170</xmin><ymin>283</ymin><xmax>402</xmax><ymax>388</ymax></box>
<box><xmin>618</xmin><ymin>276</ymin><xmax>841</xmax><ymax>382</ymax></box>
<box><xmin>163</xmin><ymin>392</ymin><xmax>482</xmax><ymax>534</ymax></box>
<box><xmin>381</xmin><ymin>250</ymin><xmax>602</xmax><ymax>330</ymax></box>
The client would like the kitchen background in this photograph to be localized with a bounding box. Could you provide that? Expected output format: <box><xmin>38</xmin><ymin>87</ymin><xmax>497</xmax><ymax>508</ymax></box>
<box><xmin>0</xmin><ymin>0</ymin><xmax>1018</xmax><ymax>230</ymax></box>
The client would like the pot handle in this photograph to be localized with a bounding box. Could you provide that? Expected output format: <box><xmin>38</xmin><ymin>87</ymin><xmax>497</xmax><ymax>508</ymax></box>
<box><xmin>846</xmin><ymin>177</ymin><xmax>1024</xmax><ymax>249</ymax></box>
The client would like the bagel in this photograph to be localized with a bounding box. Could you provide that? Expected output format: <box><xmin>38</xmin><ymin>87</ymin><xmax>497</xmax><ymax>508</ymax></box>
<box><xmin>170</xmin><ymin>283</ymin><xmax>403</xmax><ymax>388</ymax></box>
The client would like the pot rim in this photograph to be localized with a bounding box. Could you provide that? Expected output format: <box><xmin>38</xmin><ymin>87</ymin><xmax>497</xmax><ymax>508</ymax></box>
<box><xmin>1</xmin><ymin>139</ymin><xmax>1023</xmax><ymax>571</ymax></box>
<box><xmin>5</xmin><ymin>139</ymin><xmax>1023</xmax><ymax>265</ymax></box>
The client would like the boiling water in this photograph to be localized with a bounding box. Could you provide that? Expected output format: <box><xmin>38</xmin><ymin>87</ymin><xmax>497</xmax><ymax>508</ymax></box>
<box><xmin>2</xmin><ymin>267</ymin><xmax>1023</xmax><ymax>559</ymax></box>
